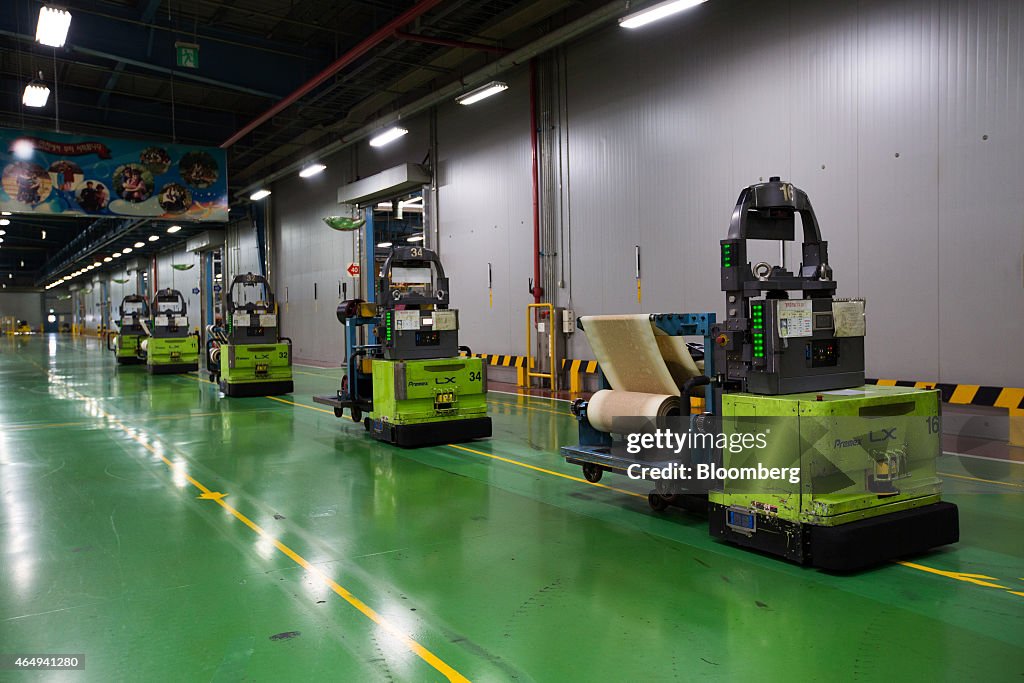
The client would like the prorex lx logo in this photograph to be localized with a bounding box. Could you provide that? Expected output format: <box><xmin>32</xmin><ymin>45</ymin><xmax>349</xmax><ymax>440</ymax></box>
<box><xmin>869</xmin><ymin>427</ymin><xmax>897</xmax><ymax>442</ymax></box>
<box><xmin>435</xmin><ymin>376</ymin><xmax>456</xmax><ymax>385</ymax></box>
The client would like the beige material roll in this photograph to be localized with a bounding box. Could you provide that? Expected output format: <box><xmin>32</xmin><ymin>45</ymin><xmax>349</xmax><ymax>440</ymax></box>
<box><xmin>587</xmin><ymin>389</ymin><xmax>681</xmax><ymax>434</ymax></box>
<box><xmin>581</xmin><ymin>314</ymin><xmax>700</xmax><ymax>395</ymax></box>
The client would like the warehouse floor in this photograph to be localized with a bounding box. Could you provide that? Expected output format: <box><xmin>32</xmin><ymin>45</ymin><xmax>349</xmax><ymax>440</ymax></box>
<box><xmin>2</xmin><ymin>335</ymin><xmax>1023</xmax><ymax>680</ymax></box>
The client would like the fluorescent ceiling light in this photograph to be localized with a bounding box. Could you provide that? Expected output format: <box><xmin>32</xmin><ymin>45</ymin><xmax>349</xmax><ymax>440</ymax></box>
<box><xmin>112</xmin><ymin>252</ymin><xmax>122</xmax><ymax>258</ymax></box>
<box><xmin>377</xmin><ymin>241</ymin><xmax>393</xmax><ymax>248</ymax></box>
<box><xmin>455</xmin><ymin>81</ymin><xmax>508</xmax><ymax>105</ymax></box>
<box><xmin>299</xmin><ymin>163</ymin><xmax>326</xmax><ymax>178</ymax></box>
<box><xmin>36</xmin><ymin>6</ymin><xmax>72</xmax><ymax>47</ymax></box>
<box><xmin>0</xmin><ymin>230</ymin><xmax>5</xmax><ymax>235</ymax></box>
<box><xmin>1</xmin><ymin>211</ymin><xmax>11</xmax><ymax>216</ymax></box>
<box><xmin>92</xmin><ymin>262</ymin><xmax>101</xmax><ymax>267</ymax></box>
<box><xmin>407</xmin><ymin>235</ymin><xmax>424</xmax><ymax>243</ymax></box>
<box><xmin>122</xmin><ymin>247</ymin><xmax>132</xmax><ymax>253</ymax></box>
<box><xmin>166</xmin><ymin>225</ymin><xmax>181</xmax><ymax>233</ymax></box>
<box><xmin>22</xmin><ymin>84</ymin><xmax>50</xmax><ymax>108</ymax></box>
<box><xmin>148</xmin><ymin>235</ymin><xmax>159</xmax><ymax>241</ymax></box>
<box><xmin>368</xmin><ymin>127</ymin><xmax>408</xmax><ymax>147</ymax></box>
<box><xmin>619</xmin><ymin>0</ymin><xmax>709</xmax><ymax>28</ymax></box>
<box><xmin>0</xmin><ymin>238</ymin><xmax>4</xmax><ymax>244</ymax></box>
<box><xmin>0</xmin><ymin>219</ymin><xmax>8</xmax><ymax>226</ymax></box>
<box><xmin>40</xmin><ymin>230</ymin><xmax>46</xmax><ymax>239</ymax></box>
<box><xmin>103</xmin><ymin>257</ymin><xmax>112</xmax><ymax>262</ymax></box>
<box><xmin>249</xmin><ymin>189</ymin><xmax>271</xmax><ymax>201</ymax></box>
<box><xmin>134</xmin><ymin>241</ymin><xmax>144</xmax><ymax>248</ymax></box>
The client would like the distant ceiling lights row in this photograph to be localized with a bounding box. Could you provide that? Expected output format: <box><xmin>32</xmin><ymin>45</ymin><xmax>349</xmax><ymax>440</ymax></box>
<box><xmin>45</xmin><ymin>234</ymin><xmax>162</xmax><ymax>288</ymax></box>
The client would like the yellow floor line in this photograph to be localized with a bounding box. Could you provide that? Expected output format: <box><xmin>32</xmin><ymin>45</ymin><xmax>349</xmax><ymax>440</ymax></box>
<box><xmin>266</xmin><ymin>395</ymin><xmax>336</xmax><ymax>414</ymax></box>
<box><xmin>445</xmin><ymin>443</ymin><xmax>645</xmax><ymax>500</ymax></box>
<box><xmin>487</xmin><ymin>399</ymin><xmax>570</xmax><ymax>417</ymax></box>
<box><xmin>63</xmin><ymin>382</ymin><xmax>470</xmax><ymax>683</ymax></box>
<box><xmin>180</xmin><ymin>372</ymin><xmax>1024</xmax><ymax>599</ymax></box>
<box><xmin>937</xmin><ymin>471</ymin><xmax>1024</xmax><ymax>490</ymax></box>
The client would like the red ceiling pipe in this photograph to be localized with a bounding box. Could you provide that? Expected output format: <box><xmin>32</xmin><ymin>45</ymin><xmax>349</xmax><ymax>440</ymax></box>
<box><xmin>393</xmin><ymin>30</ymin><xmax>511</xmax><ymax>54</ymax></box>
<box><xmin>221</xmin><ymin>0</ymin><xmax>446</xmax><ymax>149</ymax></box>
<box><xmin>529</xmin><ymin>59</ymin><xmax>542</xmax><ymax>304</ymax></box>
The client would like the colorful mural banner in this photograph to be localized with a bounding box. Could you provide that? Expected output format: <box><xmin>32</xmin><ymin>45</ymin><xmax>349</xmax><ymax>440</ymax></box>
<box><xmin>0</xmin><ymin>128</ymin><xmax>228</xmax><ymax>222</ymax></box>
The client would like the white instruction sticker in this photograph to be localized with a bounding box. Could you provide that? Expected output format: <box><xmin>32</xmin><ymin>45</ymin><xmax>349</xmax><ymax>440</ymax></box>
<box><xmin>395</xmin><ymin>310</ymin><xmax>421</xmax><ymax>330</ymax></box>
<box><xmin>832</xmin><ymin>300</ymin><xmax>866</xmax><ymax>337</ymax></box>
<box><xmin>433</xmin><ymin>310</ymin><xmax>457</xmax><ymax>331</ymax></box>
<box><xmin>777</xmin><ymin>300</ymin><xmax>813</xmax><ymax>338</ymax></box>
<box><xmin>259</xmin><ymin>314</ymin><xmax>277</xmax><ymax>328</ymax></box>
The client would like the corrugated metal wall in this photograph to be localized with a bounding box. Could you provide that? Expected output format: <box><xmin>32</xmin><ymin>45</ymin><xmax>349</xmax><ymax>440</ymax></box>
<box><xmin>558</xmin><ymin>0</ymin><xmax>1023</xmax><ymax>386</ymax></box>
<box><xmin>267</xmin><ymin>0</ymin><xmax>1023</xmax><ymax>385</ymax></box>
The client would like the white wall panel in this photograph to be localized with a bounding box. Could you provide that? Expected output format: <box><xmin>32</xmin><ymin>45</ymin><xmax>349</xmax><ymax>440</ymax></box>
<box><xmin>437</xmin><ymin>67</ymin><xmax>533</xmax><ymax>357</ymax></box>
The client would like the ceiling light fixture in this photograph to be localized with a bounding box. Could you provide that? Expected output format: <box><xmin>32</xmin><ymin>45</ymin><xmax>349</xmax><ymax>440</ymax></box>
<box><xmin>148</xmin><ymin>235</ymin><xmax>159</xmax><ymax>242</ymax></box>
<box><xmin>0</xmin><ymin>219</ymin><xmax>8</xmax><ymax>226</ymax></box>
<box><xmin>619</xmin><ymin>0</ymin><xmax>709</xmax><ymax>28</ymax></box>
<box><xmin>134</xmin><ymin>241</ymin><xmax>144</xmax><ymax>248</ymax></box>
<box><xmin>0</xmin><ymin>230</ymin><xmax>5</xmax><ymax>236</ymax></box>
<box><xmin>122</xmin><ymin>247</ymin><xmax>132</xmax><ymax>254</ymax></box>
<box><xmin>376</xmin><ymin>241</ymin><xmax>393</xmax><ymax>248</ymax></box>
<box><xmin>407</xmin><ymin>235</ymin><xmax>424</xmax><ymax>243</ymax></box>
<box><xmin>368</xmin><ymin>126</ymin><xmax>408</xmax><ymax>147</ymax></box>
<box><xmin>36</xmin><ymin>6</ymin><xmax>72</xmax><ymax>47</ymax></box>
<box><xmin>22</xmin><ymin>84</ymin><xmax>50</xmax><ymax>108</ymax></box>
<box><xmin>41</xmin><ymin>230</ymin><xmax>46</xmax><ymax>239</ymax></box>
<box><xmin>249</xmin><ymin>189</ymin><xmax>271</xmax><ymax>201</ymax></box>
<box><xmin>103</xmin><ymin>257</ymin><xmax>112</xmax><ymax>262</ymax></box>
<box><xmin>12</xmin><ymin>139</ymin><xmax>35</xmax><ymax>159</ymax></box>
<box><xmin>112</xmin><ymin>252</ymin><xmax>122</xmax><ymax>258</ymax></box>
<box><xmin>299</xmin><ymin>163</ymin><xmax>327</xmax><ymax>178</ymax></box>
<box><xmin>166</xmin><ymin>225</ymin><xmax>181</xmax><ymax>233</ymax></box>
<box><xmin>455</xmin><ymin>81</ymin><xmax>508</xmax><ymax>105</ymax></box>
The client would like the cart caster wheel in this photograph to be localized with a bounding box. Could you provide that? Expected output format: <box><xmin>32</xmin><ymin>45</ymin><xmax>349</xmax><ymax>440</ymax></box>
<box><xmin>363</xmin><ymin>417</ymin><xmax>371</xmax><ymax>431</ymax></box>
<box><xmin>334</xmin><ymin>407</ymin><xmax>344</xmax><ymax>418</ymax></box>
<box><xmin>648</xmin><ymin>493</ymin><xmax>670</xmax><ymax>512</ymax></box>
<box><xmin>582</xmin><ymin>464</ymin><xmax>603</xmax><ymax>483</ymax></box>
<box><xmin>351</xmin><ymin>407</ymin><xmax>362</xmax><ymax>423</ymax></box>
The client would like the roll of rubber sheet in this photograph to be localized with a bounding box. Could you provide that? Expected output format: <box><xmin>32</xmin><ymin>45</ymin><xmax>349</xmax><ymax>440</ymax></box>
<box><xmin>580</xmin><ymin>314</ymin><xmax>701</xmax><ymax>434</ymax></box>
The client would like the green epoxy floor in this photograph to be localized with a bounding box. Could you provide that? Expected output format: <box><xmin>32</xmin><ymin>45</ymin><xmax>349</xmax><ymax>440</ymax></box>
<box><xmin>2</xmin><ymin>334</ymin><xmax>1023</xmax><ymax>681</ymax></box>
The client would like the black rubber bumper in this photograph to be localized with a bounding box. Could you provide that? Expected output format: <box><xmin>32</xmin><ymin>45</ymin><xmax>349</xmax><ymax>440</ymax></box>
<box><xmin>372</xmin><ymin>417</ymin><xmax>492</xmax><ymax>448</ymax></box>
<box><xmin>220</xmin><ymin>380</ymin><xmax>294</xmax><ymax>397</ymax></box>
<box><xmin>147</xmin><ymin>362</ymin><xmax>199</xmax><ymax>375</ymax></box>
<box><xmin>116</xmin><ymin>356</ymin><xmax>145</xmax><ymax>365</ymax></box>
<box><xmin>709</xmin><ymin>501</ymin><xmax>959</xmax><ymax>571</ymax></box>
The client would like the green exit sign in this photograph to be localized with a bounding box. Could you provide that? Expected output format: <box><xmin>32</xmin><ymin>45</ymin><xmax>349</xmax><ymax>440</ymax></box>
<box><xmin>175</xmin><ymin>41</ymin><xmax>199</xmax><ymax>69</ymax></box>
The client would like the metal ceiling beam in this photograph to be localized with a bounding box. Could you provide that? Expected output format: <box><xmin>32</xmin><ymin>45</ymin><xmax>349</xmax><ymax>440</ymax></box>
<box><xmin>220</xmin><ymin>0</ymin><xmax>447</xmax><ymax>149</ymax></box>
<box><xmin>97</xmin><ymin>0</ymin><xmax>163</xmax><ymax>113</ymax></box>
<box><xmin>394</xmin><ymin>30</ymin><xmax>510</xmax><ymax>53</ymax></box>
<box><xmin>0</xmin><ymin>30</ymin><xmax>280</xmax><ymax>100</ymax></box>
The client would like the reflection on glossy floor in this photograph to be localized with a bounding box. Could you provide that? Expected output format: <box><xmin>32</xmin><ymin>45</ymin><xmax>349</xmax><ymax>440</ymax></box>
<box><xmin>2</xmin><ymin>335</ymin><xmax>1023</xmax><ymax>681</ymax></box>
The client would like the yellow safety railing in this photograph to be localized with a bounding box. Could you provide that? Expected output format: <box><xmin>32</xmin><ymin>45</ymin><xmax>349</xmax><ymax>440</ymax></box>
<box><xmin>524</xmin><ymin>303</ymin><xmax>557</xmax><ymax>390</ymax></box>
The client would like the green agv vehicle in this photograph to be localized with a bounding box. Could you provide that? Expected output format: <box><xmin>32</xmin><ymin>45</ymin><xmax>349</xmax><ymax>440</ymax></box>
<box><xmin>108</xmin><ymin>294</ymin><xmax>149</xmax><ymax>364</ymax></box>
<box><xmin>142</xmin><ymin>288</ymin><xmax>199</xmax><ymax>374</ymax></box>
<box><xmin>315</xmin><ymin>246</ymin><xmax>490</xmax><ymax>447</ymax></box>
<box><xmin>562</xmin><ymin>178</ymin><xmax>958</xmax><ymax>570</ymax></box>
<box><xmin>207</xmin><ymin>273</ymin><xmax>293</xmax><ymax>397</ymax></box>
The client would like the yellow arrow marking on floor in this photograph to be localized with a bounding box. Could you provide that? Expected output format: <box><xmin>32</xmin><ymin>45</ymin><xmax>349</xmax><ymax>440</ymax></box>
<box><xmin>198</xmin><ymin>491</ymin><xmax>227</xmax><ymax>501</ymax></box>
<box><xmin>896</xmin><ymin>562</ymin><xmax>1007</xmax><ymax>590</ymax></box>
